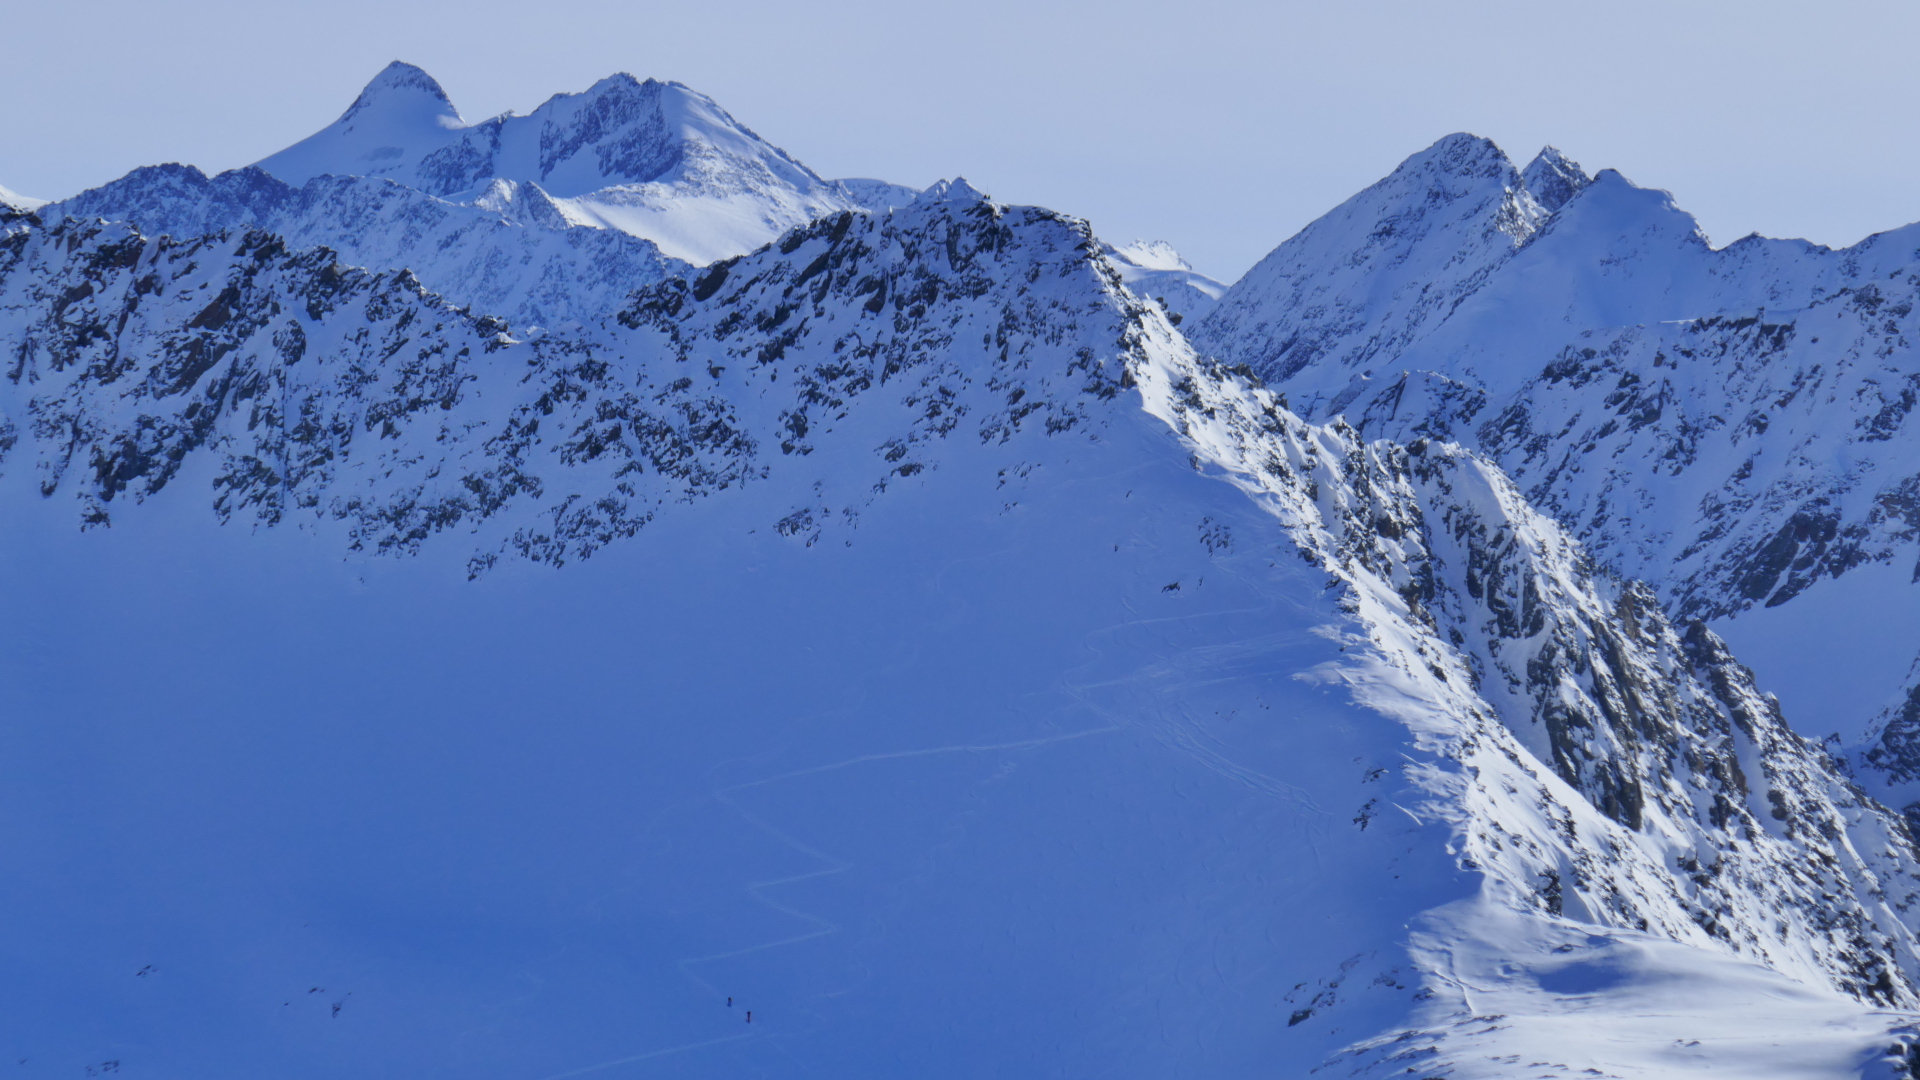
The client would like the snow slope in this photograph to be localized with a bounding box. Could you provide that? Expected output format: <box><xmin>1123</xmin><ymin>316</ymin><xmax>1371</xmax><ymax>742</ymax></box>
<box><xmin>0</xmin><ymin>183</ymin><xmax>46</xmax><ymax>213</ymax></box>
<box><xmin>1100</xmin><ymin>238</ymin><xmax>1228</xmax><ymax>325</ymax></box>
<box><xmin>1195</xmin><ymin>134</ymin><xmax>1920</xmax><ymax>825</ymax></box>
<box><xmin>4</xmin><ymin>186</ymin><xmax>1919</xmax><ymax>1076</ymax></box>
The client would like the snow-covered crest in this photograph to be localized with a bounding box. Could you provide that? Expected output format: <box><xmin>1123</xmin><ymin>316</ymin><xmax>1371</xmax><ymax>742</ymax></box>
<box><xmin>1101</xmin><ymin>237</ymin><xmax>1226</xmax><ymax>325</ymax></box>
<box><xmin>1194</xmin><ymin>133</ymin><xmax>1562</xmax><ymax>392</ymax></box>
<box><xmin>246</xmin><ymin>62</ymin><xmax>894</xmax><ymax>265</ymax></box>
<box><xmin>0</xmin><ymin>182</ymin><xmax>48</xmax><ymax>215</ymax></box>
<box><xmin>1196</xmin><ymin>127</ymin><xmax>1920</xmax><ymax>837</ymax></box>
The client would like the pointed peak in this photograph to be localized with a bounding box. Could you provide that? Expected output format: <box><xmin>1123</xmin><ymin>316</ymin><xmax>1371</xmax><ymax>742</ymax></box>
<box><xmin>581</xmin><ymin>72</ymin><xmax>648</xmax><ymax>97</ymax></box>
<box><xmin>1522</xmin><ymin>146</ymin><xmax>1592</xmax><ymax>213</ymax></box>
<box><xmin>341</xmin><ymin>61</ymin><xmax>461</xmax><ymax>125</ymax></box>
<box><xmin>1526</xmin><ymin>145</ymin><xmax>1581</xmax><ymax>172</ymax></box>
<box><xmin>913</xmin><ymin>177</ymin><xmax>988</xmax><ymax>206</ymax></box>
<box><xmin>1397</xmin><ymin>133</ymin><xmax>1515</xmax><ymax>180</ymax></box>
<box><xmin>366</xmin><ymin>61</ymin><xmax>454</xmax><ymax>103</ymax></box>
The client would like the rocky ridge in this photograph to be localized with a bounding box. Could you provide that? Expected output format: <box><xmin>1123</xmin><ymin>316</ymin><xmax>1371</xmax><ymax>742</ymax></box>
<box><xmin>1194</xmin><ymin>133</ymin><xmax>1920</xmax><ymax>827</ymax></box>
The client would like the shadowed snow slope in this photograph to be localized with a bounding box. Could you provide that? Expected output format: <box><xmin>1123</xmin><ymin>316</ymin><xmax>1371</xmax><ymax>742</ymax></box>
<box><xmin>5</xmin><ymin>187</ymin><xmax>1920</xmax><ymax>1077</ymax></box>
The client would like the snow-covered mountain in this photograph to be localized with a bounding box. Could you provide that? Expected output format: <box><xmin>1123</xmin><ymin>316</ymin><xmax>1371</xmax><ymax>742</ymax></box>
<box><xmin>1195</xmin><ymin>133</ymin><xmax>1920</xmax><ymax>832</ymax></box>
<box><xmin>254</xmin><ymin>61</ymin><xmax>907</xmax><ymax>265</ymax></box>
<box><xmin>42</xmin><ymin>162</ymin><xmax>687</xmax><ymax>334</ymax></box>
<box><xmin>36</xmin><ymin>63</ymin><xmax>920</xmax><ymax>335</ymax></box>
<box><xmin>7</xmin><ymin>169</ymin><xmax>1920</xmax><ymax>1077</ymax></box>
<box><xmin>0</xmin><ymin>183</ymin><xmax>46</xmax><ymax>214</ymax></box>
<box><xmin>1100</xmin><ymin>238</ymin><xmax>1227</xmax><ymax>324</ymax></box>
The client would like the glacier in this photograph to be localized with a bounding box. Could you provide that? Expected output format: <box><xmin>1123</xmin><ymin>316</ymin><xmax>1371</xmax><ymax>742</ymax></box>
<box><xmin>7</xmin><ymin>66</ymin><xmax>1920</xmax><ymax>1079</ymax></box>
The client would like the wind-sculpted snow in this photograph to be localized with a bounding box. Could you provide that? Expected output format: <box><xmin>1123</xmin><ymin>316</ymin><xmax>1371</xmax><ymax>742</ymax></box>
<box><xmin>7</xmin><ymin>184</ymin><xmax>1920</xmax><ymax>1075</ymax></box>
<box><xmin>44</xmin><ymin>163</ymin><xmax>689</xmax><ymax>333</ymax></box>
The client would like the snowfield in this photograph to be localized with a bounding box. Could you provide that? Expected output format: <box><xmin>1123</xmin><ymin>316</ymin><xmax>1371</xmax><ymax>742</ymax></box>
<box><xmin>6</xmin><ymin>64</ymin><xmax>1920</xmax><ymax>1079</ymax></box>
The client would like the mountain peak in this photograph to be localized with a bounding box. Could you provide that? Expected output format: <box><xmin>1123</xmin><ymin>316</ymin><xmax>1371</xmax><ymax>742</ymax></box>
<box><xmin>257</xmin><ymin>62</ymin><xmax>466</xmax><ymax>188</ymax></box>
<box><xmin>340</xmin><ymin>61</ymin><xmax>461</xmax><ymax>125</ymax></box>
<box><xmin>1399</xmin><ymin>132</ymin><xmax>1515</xmax><ymax>181</ymax></box>
<box><xmin>914</xmin><ymin>177</ymin><xmax>989</xmax><ymax>206</ymax></box>
<box><xmin>1521</xmin><ymin>145</ymin><xmax>1591</xmax><ymax>212</ymax></box>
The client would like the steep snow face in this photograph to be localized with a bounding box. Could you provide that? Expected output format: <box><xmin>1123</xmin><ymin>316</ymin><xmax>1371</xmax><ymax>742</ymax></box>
<box><xmin>250</xmin><ymin>62</ymin><xmax>893</xmax><ymax>264</ymax></box>
<box><xmin>0</xmin><ymin>183</ymin><xmax>47</xmax><ymax>213</ymax></box>
<box><xmin>43</xmin><ymin>163</ymin><xmax>688</xmax><ymax>333</ymax></box>
<box><xmin>1100</xmin><ymin>238</ymin><xmax>1227</xmax><ymax>325</ymax></box>
<box><xmin>1193</xmin><ymin>134</ymin><xmax>1553</xmax><ymax>393</ymax></box>
<box><xmin>1197</xmin><ymin>134</ymin><xmax>1920</xmax><ymax>825</ymax></box>
<box><xmin>253</xmin><ymin>60</ymin><xmax>466</xmax><ymax>189</ymax></box>
<box><xmin>5</xmin><ymin>193</ymin><xmax>1920</xmax><ymax>1075</ymax></box>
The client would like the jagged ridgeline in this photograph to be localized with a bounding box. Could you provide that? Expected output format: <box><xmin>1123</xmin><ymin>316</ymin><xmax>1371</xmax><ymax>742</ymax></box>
<box><xmin>1142</xmin><ymin>349</ymin><xmax>1920</xmax><ymax>1009</ymax></box>
<box><xmin>44</xmin><ymin>162</ymin><xmax>690</xmax><ymax>333</ymax></box>
<box><xmin>8</xmin><ymin>176</ymin><xmax>1920</xmax><ymax>1067</ymax></box>
<box><xmin>1193</xmin><ymin>133</ymin><xmax>1920</xmax><ymax>835</ymax></box>
<box><xmin>0</xmin><ymin>191</ymin><xmax>1135</xmax><ymax>572</ymax></box>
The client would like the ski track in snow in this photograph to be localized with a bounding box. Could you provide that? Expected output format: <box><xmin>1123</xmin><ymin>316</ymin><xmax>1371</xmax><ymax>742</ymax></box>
<box><xmin>680</xmin><ymin>724</ymin><xmax>1122</xmax><ymax>979</ymax></box>
<box><xmin>529</xmin><ymin>1034</ymin><xmax>756</xmax><ymax>1080</ymax></box>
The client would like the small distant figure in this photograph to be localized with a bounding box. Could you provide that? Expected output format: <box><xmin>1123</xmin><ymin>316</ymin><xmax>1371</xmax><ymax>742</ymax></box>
<box><xmin>745</xmin><ymin>1010</ymin><xmax>752</xmax><ymax>1023</ymax></box>
<box><xmin>727</xmin><ymin>996</ymin><xmax>733</xmax><ymax>1007</ymax></box>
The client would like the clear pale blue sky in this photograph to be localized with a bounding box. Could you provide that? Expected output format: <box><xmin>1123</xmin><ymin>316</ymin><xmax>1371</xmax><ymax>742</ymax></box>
<box><xmin>6</xmin><ymin>0</ymin><xmax>1918</xmax><ymax>281</ymax></box>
